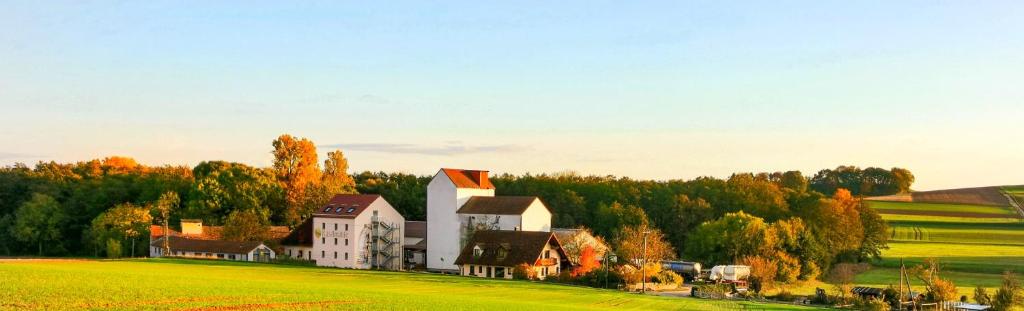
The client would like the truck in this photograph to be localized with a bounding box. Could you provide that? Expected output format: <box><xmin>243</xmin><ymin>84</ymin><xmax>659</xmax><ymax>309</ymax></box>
<box><xmin>660</xmin><ymin>261</ymin><xmax>702</xmax><ymax>282</ymax></box>
<box><xmin>707</xmin><ymin>265</ymin><xmax>750</xmax><ymax>284</ymax></box>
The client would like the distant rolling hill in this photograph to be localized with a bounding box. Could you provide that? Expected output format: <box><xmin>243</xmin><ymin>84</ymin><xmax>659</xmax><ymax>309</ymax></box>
<box><xmin>867</xmin><ymin>185</ymin><xmax>1023</xmax><ymax>207</ymax></box>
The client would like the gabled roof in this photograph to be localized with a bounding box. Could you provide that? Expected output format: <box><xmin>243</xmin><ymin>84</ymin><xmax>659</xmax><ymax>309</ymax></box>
<box><xmin>456</xmin><ymin>196</ymin><xmax>542</xmax><ymax>215</ymax></box>
<box><xmin>440</xmin><ymin>168</ymin><xmax>494</xmax><ymax>189</ymax></box>
<box><xmin>280</xmin><ymin>218</ymin><xmax>314</xmax><ymax>247</ymax></box>
<box><xmin>454</xmin><ymin>230</ymin><xmax>566</xmax><ymax>267</ymax></box>
<box><xmin>151</xmin><ymin>236</ymin><xmax>267</xmax><ymax>255</ymax></box>
<box><xmin>150</xmin><ymin>224</ymin><xmax>223</xmax><ymax>240</ymax></box>
<box><xmin>313</xmin><ymin>194</ymin><xmax>381</xmax><ymax>218</ymax></box>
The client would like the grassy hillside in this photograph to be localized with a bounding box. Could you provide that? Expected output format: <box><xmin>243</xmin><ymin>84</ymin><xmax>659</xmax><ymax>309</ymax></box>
<box><xmin>864</xmin><ymin>199</ymin><xmax>1024</xmax><ymax>298</ymax></box>
<box><xmin>0</xmin><ymin>259</ymin><xmax>816</xmax><ymax>311</ymax></box>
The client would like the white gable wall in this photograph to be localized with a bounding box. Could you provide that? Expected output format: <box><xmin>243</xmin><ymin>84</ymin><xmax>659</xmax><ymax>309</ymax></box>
<box><xmin>520</xmin><ymin>199</ymin><xmax>552</xmax><ymax>232</ymax></box>
<box><xmin>426</xmin><ymin>170</ymin><xmax>494</xmax><ymax>271</ymax></box>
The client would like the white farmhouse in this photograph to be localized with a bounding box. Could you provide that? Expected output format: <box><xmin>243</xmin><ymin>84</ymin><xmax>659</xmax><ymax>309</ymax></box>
<box><xmin>281</xmin><ymin>194</ymin><xmax>405</xmax><ymax>270</ymax></box>
<box><xmin>426</xmin><ymin>168</ymin><xmax>552</xmax><ymax>272</ymax></box>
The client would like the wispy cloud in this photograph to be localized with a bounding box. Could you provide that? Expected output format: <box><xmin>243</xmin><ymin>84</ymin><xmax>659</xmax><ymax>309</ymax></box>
<box><xmin>319</xmin><ymin>143</ymin><xmax>528</xmax><ymax>156</ymax></box>
<box><xmin>0</xmin><ymin>152</ymin><xmax>44</xmax><ymax>160</ymax></box>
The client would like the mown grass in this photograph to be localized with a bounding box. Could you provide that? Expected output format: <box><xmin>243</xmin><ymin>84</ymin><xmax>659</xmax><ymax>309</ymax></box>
<box><xmin>0</xmin><ymin>259</ymin><xmax>817</xmax><ymax>311</ymax></box>
<box><xmin>877</xmin><ymin>241</ymin><xmax>1024</xmax><ymax>274</ymax></box>
<box><xmin>869</xmin><ymin>201</ymin><xmax>1018</xmax><ymax>217</ymax></box>
<box><xmin>880</xmin><ymin>213</ymin><xmax>1022</xmax><ymax>224</ymax></box>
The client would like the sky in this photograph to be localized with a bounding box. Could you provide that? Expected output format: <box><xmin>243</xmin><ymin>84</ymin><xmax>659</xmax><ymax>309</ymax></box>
<box><xmin>1</xmin><ymin>1</ymin><xmax>1022</xmax><ymax>190</ymax></box>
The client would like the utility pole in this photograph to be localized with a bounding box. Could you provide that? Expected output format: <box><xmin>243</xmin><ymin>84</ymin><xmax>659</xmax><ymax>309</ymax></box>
<box><xmin>641</xmin><ymin>230</ymin><xmax>651</xmax><ymax>294</ymax></box>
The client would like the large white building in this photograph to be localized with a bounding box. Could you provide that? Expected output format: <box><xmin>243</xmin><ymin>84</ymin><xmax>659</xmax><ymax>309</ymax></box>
<box><xmin>426</xmin><ymin>168</ymin><xmax>553</xmax><ymax>272</ymax></box>
<box><xmin>281</xmin><ymin>194</ymin><xmax>406</xmax><ymax>270</ymax></box>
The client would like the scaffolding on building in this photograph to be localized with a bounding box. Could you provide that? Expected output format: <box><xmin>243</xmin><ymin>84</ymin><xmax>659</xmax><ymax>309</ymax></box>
<box><xmin>362</xmin><ymin>214</ymin><xmax>401</xmax><ymax>271</ymax></box>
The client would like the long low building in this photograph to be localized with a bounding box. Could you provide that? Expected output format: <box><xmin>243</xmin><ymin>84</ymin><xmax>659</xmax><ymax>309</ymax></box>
<box><xmin>149</xmin><ymin>219</ymin><xmax>284</xmax><ymax>262</ymax></box>
<box><xmin>150</xmin><ymin>235</ymin><xmax>275</xmax><ymax>262</ymax></box>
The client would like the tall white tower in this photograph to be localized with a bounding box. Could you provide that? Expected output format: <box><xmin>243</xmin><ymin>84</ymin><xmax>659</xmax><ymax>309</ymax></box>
<box><xmin>426</xmin><ymin>168</ymin><xmax>495</xmax><ymax>272</ymax></box>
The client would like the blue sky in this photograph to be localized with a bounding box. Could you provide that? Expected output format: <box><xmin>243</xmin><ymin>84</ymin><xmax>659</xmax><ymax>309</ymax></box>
<box><xmin>1</xmin><ymin>1</ymin><xmax>1022</xmax><ymax>190</ymax></box>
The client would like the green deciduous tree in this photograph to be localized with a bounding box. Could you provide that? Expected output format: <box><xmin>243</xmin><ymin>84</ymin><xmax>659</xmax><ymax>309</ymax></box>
<box><xmin>222</xmin><ymin>209</ymin><xmax>271</xmax><ymax>242</ymax></box>
<box><xmin>186</xmin><ymin>161</ymin><xmax>282</xmax><ymax>225</ymax></box>
<box><xmin>89</xmin><ymin>203</ymin><xmax>152</xmax><ymax>258</ymax></box>
<box><xmin>11</xmin><ymin>193</ymin><xmax>66</xmax><ymax>256</ymax></box>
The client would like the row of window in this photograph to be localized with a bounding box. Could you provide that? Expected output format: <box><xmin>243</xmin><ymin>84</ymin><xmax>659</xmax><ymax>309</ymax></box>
<box><xmin>320</xmin><ymin>237</ymin><xmax>349</xmax><ymax>245</ymax></box>
<box><xmin>321</xmin><ymin>222</ymin><xmax>350</xmax><ymax>231</ymax></box>
<box><xmin>288</xmin><ymin>249</ymin><xmax>349</xmax><ymax>260</ymax></box>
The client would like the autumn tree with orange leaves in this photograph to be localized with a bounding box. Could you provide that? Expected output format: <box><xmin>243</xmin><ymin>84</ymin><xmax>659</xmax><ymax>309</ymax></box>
<box><xmin>272</xmin><ymin>134</ymin><xmax>322</xmax><ymax>225</ymax></box>
<box><xmin>572</xmin><ymin>246</ymin><xmax>602</xmax><ymax>276</ymax></box>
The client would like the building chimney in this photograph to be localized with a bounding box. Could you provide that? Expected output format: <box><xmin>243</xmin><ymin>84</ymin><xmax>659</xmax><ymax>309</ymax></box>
<box><xmin>469</xmin><ymin>170</ymin><xmax>489</xmax><ymax>187</ymax></box>
<box><xmin>180</xmin><ymin>219</ymin><xmax>203</xmax><ymax>236</ymax></box>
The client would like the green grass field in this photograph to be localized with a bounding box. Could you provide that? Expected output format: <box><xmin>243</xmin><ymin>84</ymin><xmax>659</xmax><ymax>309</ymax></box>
<box><xmin>0</xmin><ymin>259</ymin><xmax>817</xmax><ymax>311</ymax></box>
<box><xmin>864</xmin><ymin>200</ymin><xmax>1024</xmax><ymax>299</ymax></box>
<box><xmin>869</xmin><ymin>201</ymin><xmax>1019</xmax><ymax>217</ymax></box>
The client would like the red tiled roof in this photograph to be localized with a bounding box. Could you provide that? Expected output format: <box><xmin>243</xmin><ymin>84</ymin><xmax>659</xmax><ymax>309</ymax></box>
<box><xmin>441</xmin><ymin>168</ymin><xmax>494</xmax><ymax>189</ymax></box>
<box><xmin>150</xmin><ymin>225</ymin><xmax>180</xmax><ymax>239</ymax></box>
<box><xmin>313</xmin><ymin>194</ymin><xmax>381</xmax><ymax>218</ymax></box>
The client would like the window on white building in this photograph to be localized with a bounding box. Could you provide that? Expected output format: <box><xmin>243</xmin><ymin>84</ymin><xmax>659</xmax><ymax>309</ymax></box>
<box><xmin>334</xmin><ymin>238</ymin><xmax>337</xmax><ymax>245</ymax></box>
<box><xmin>322</xmin><ymin>238</ymin><xmax>325</xmax><ymax>244</ymax></box>
<box><xmin>334</xmin><ymin>223</ymin><xmax>338</xmax><ymax>230</ymax></box>
<box><xmin>345</xmin><ymin>224</ymin><xmax>348</xmax><ymax>231</ymax></box>
<box><xmin>334</xmin><ymin>252</ymin><xmax>337</xmax><ymax>259</ymax></box>
<box><xmin>344</xmin><ymin>239</ymin><xmax>348</xmax><ymax>246</ymax></box>
<box><xmin>322</xmin><ymin>250</ymin><xmax>325</xmax><ymax>258</ymax></box>
<box><xmin>344</xmin><ymin>252</ymin><xmax>348</xmax><ymax>260</ymax></box>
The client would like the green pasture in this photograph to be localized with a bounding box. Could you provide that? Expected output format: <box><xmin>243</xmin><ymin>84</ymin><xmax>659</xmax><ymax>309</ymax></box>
<box><xmin>861</xmin><ymin>199</ymin><xmax>1024</xmax><ymax>298</ymax></box>
<box><xmin>868</xmin><ymin>201</ymin><xmax>1018</xmax><ymax>217</ymax></box>
<box><xmin>879</xmin><ymin>213</ymin><xmax>1022</xmax><ymax>224</ymax></box>
<box><xmin>0</xmin><ymin>259</ymin><xmax>816</xmax><ymax>311</ymax></box>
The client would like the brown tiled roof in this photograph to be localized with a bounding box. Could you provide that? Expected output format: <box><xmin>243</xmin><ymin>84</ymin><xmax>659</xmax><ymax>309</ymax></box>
<box><xmin>454</xmin><ymin>230</ymin><xmax>566</xmax><ymax>267</ymax></box>
<box><xmin>313</xmin><ymin>194</ymin><xmax>381</xmax><ymax>218</ymax></box>
<box><xmin>267</xmin><ymin>226</ymin><xmax>292</xmax><ymax>241</ymax></box>
<box><xmin>151</xmin><ymin>236</ymin><xmax>266</xmax><ymax>254</ymax></box>
<box><xmin>405</xmin><ymin>221</ymin><xmax>426</xmax><ymax>239</ymax></box>
<box><xmin>456</xmin><ymin>196</ymin><xmax>543</xmax><ymax>215</ymax></box>
<box><xmin>441</xmin><ymin>168</ymin><xmax>494</xmax><ymax>189</ymax></box>
<box><xmin>280</xmin><ymin>218</ymin><xmax>314</xmax><ymax>247</ymax></box>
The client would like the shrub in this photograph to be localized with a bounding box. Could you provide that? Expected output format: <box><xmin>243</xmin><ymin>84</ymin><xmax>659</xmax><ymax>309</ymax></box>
<box><xmin>621</xmin><ymin>263</ymin><xmax>661</xmax><ymax>284</ymax></box>
<box><xmin>974</xmin><ymin>285</ymin><xmax>991</xmax><ymax>305</ymax></box>
<box><xmin>556</xmin><ymin>270</ymin><xmax>574</xmax><ymax>283</ymax></box>
<box><xmin>694</xmin><ymin>283</ymin><xmax>732</xmax><ymax>299</ymax></box>
<box><xmin>740</xmin><ymin>256</ymin><xmax>778</xmax><ymax>293</ymax></box>
<box><xmin>105</xmin><ymin>239</ymin><xmax>122</xmax><ymax>259</ymax></box>
<box><xmin>852</xmin><ymin>297</ymin><xmax>889</xmax><ymax>311</ymax></box>
<box><xmin>992</xmin><ymin>271</ymin><xmax>1022</xmax><ymax>311</ymax></box>
<box><xmin>799</xmin><ymin>261</ymin><xmax>821</xmax><ymax>281</ymax></box>
<box><xmin>512</xmin><ymin>264</ymin><xmax>536</xmax><ymax>280</ymax></box>
<box><xmin>927</xmin><ymin>277</ymin><xmax>958</xmax><ymax>303</ymax></box>
<box><xmin>575</xmin><ymin>267</ymin><xmax>623</xmax><ymax>289</ymax></box>
<box><xmin>653</xmin><ymin>270</ymin><xmax>683</xmax><ymax>287</ymax></box>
